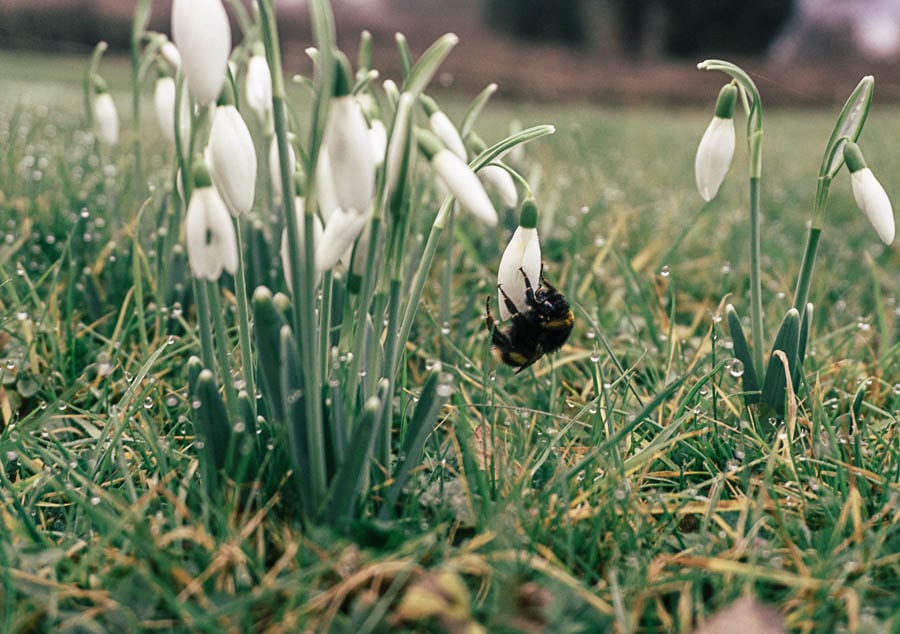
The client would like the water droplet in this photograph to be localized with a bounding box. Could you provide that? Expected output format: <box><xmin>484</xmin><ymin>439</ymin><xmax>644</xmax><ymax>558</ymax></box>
<box><xmin>143</xmin><ymin>396</ymin><xmax>153</xmax><ymax>410</ymax></box>
<box><xmin>589</xmin><ymin>351</ymin><xmax>601</xmax><ymax>363</ymax></box>
<box><xmin>58</xmin><ymin>403</ymin><xmax>67</xmax><ymax>411</ymax></box>
<box><xmin>440</xmin><ymin>321</ymin><xmax>451</xmax><ymax>336</ymax></box>
<box><xmin>659</xmin><ymin>265</ymin><xmax>670</xmax><ymax>277</ymax></box>
<box><xmin>729</xmin><ymin>359</ymin><xmax>744</xmax><ymax>378</ymax></box>
<box><xmin>233</xmin><ymin>421</ymin><xmax>246</xmax><ymax>433</ymax></box>
<box><xmin>90</xmin><ymin>496</ymin><xmax>101</xmax><ymax>506</ymax></box>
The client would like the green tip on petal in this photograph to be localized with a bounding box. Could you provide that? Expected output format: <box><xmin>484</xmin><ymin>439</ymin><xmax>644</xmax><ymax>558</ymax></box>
<box><xmin>333</xmin><ymin>54</ymin><xmax>353</xmax><ymax>98</ymax></box>
<box><xmin>191</xmin><ymin>159</ymin><xmax>213</xmax><ymax>189</ymax></box>
<box><xmin>466</xmin><ymin>131</ymin><xmax>487</xmax><ymax>153</ymax></box>
<box><xmin>93</xmin><ymin>76</ymin><xmax>109</xmax><ymax>94</ymax></box>
<box><xmin>714</xmin><ymin>84</ymin><xmax>738</xmax><ymax>119</ymax></box>
<box><xmin>419</xmin><ymin>93</ymin><xmax>439</xmax><ymax>117</ymax></box>
<box><xmin>519</xmin><ymin>197</ymin><xmax>538</xmax><ymax>229</ymax></box>
<box><xmin>843</xmin><ymin>141</ymin><xmax>867</xmax><ymax>173</ymax></box>
<box><xmin>416</xmin><ymin>128</ymin><xmax>443</xmax><ymax>161</ymax></box>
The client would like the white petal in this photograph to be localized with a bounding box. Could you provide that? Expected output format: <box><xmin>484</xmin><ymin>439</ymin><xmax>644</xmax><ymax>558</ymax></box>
<box><xmin>369</xmin><ymin>119</ymin><xmax>387</xmax><ymax>166</ymax></box>
<box><xmin>93</xmin><ymin>93</ymin><xmax>119</xmax><ymax>146</ymax></box>
<box><xmin>160</xmin><ymin>41</ymin><xmax>182</xmax><ymax>69</ymax></box>
<box><xmin>153</xmin><ymin>77</ymin><xmax>177</xmax><ymax>143</ymax></box>
<box><xmin>244</xmin><ymin>55</ymin><xmax>272</xmax><ymax>122</ymax></box>
<box><xmin>315</xmin><ymin>208</ymin><xmax>370</xmax><ymax>274</ymax></box>
<box><xmin>171</xmin><ymin>0</ymin><xmax>231</xmax><ymax>105</ymax></box>
<box><xmin>316</xmin><ymin>146</ymin><xmax>340</xmax><ymax>223</ymax></box>
<box><xmin>208</xmin><ymin>105</ymin><xmax>257</xmax><ymax>216</ymax></box>
<box><xmin>852</xmin><ymin>168</ymin><xmax>895</xmax><ymax>244</ymax></box>
<box><xmin>322</xmin><ymin>96</ymin><xmax>375</xmax><ymax>214</ymax></box>
<box><xmin>432</xmin><ymin>151</ymin><xmax>498</xmax><ymax>226</ymax></box>
<box><xmin>430</xmin><ymin>111</ymin><xmax>467</xmax><ymax>159</ymax></box>
<box><xmin>695</xmin><ymin>116</ymin><xmax>735</xmax><ymax>202</ymax></box>
<box><xmin>479</xmin><ymin>164</ymin><xmax>518</xmax><ymax>209</ymax></box>
<box><xmin>497</xmin><ymin>226</ymin><xmax>541</xmax><ymax>320</ymax></box>
<box><xmin>280</xmin><ymin>197</ymin><xmax>324</xmax><ymax>289</ymax></box>
<box><xmin>185</xmin><ymin>187</ymin><xmax>238</xmax><ymax>280</ymax></box>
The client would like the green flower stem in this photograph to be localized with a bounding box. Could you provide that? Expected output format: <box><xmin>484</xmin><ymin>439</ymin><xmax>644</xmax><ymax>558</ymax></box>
<box><xmin>258</xmin><ymin>0</ymin><xmax>328</xmax><ymax>510</ymax></box>
<box><xmin>233</xmin><ymin>221</ymin><xmax>256</xmax><ymax>418</ymax></box>
<box><xmin>206</xmin><ymin>281</ymin><xmax>240</xmax><ymax>424</ymax></box>
<box><xmin>749</xmin><ymin>176</ymin><xmax>764</xmax><ymax>379</ymax></box>
<box><xmin>131</xmin><ymin>198</ymin><xmax>152</xmax><ymax>356</ymax></box>
<box><xmin>792</xmin><ymin>226</ymin><xmax>821</xmax><ymax>314</ymax></box>
<box><xmin>193</xmin><ymin>278</ymin><xmax>216</xmax><ymax>373</ymax></box>
<box><xmin>129</xmin><ymin>1</ymin><xmax>149</xmax><ymax>199</ymax></box>
<box><xmin>83</xmin><ymin>41</ymin><xmax>108</xmax><ymax>127</ymax></box>
<box><xmin>349</xmin><ymin>215</ymin><xmax>384</xmax><ymax>407</ymax></box>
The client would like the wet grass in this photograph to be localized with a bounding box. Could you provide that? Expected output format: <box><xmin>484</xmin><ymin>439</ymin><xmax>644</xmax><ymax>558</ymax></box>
<box><xmin>0</xmin><ymin>51</ymin><xmax>898</xmax><ymax>632</ymax></box>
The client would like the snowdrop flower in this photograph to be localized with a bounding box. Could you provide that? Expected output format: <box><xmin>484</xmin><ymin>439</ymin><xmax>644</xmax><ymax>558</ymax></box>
<box><xmin>171</xmin><ymin>0</ymin><xmax>231</xmax><ymax>105</ymax></box>
<box><xmin>185</xmin><ymin>164</ymin><xmax>238</xmax><ymax>280</ymax></box>
<box><xmin>695</xmin><ymin>83</ymin><xmax>737</xmax><ymax>202</ymax></box>
<box><xmin>153</xmin><ymin>74</ymin><xmax>190</xmax><ymax>145</ymax></box>
<box><xmin>269</xmin><ymin>136</ymin><xmax>297</xmax><ymax>202</ymax></box>
<box><xmin>318</xmin><ymin>60</ymin><xmax>376</xmax><ymax>215</ymax></box>
<box><xmin>244</xmin><ymin>49</ymin><xmax>272</xmax><ymax>127</ymax></box>
<box><xmin>316</xmin><ymin>207</ymin><xmax>371</xmax><ymax>275</ymax></box>
<box><xmin>280</xmin><ymin>196</ymin><xmax>324</xmax><ymax>289</ymax></box>
<box><xmin>421</xmin><ymin>94</ymin><xmax>467</xmax><ymax>160</ymax></box>
<box><xmin>206</xmin><ymin>93</ymin><xmax>257</xmax><ymax>216</ymax></box>
<box><xmin>159</xmin><ymin>40</ymin><xmax>182</xmax><ymax>69</ymax></box>
<box><xmin>844</xmin><ymin>141</ymin><xmax>895</xmax><ymax>245</ymax></box>
<box><xmin>92</xmin><ymin>80</ymin><xmax>119</xmax><ymax>146</ymax></box>
<box><xmin>417</xmin><ymin>129</ymin><xmax>498</xmax><ymax>226</ymax></box>
<box><xmin>497</xmin><ymin>198</ymin><xmax>541</xmax><ymax>320</ymax></box>
<box><xmin>369</xmin><ymin>118</ymin><xmax>387</xmax><ymax>166</ymax></box>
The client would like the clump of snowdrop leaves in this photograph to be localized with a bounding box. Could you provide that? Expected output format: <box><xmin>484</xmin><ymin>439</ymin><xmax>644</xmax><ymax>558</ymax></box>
<box><xmin>844</xmin><ymin>141</ymin><xmax>895</xmax><ymax>245</ymax></box>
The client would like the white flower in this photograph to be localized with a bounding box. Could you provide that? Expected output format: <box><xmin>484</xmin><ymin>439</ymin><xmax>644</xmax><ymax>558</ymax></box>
<box><xmin>93</xmin><ymin>91</ymin><xmax>119</xmax><ymax>146</ymax></box>
<box><xmin>185</xmin><ymin>185</ymin><xmax>238</xmax><ymax>280</ymax></box>
<box><xmin>695</xmin><ymin>116</ymin><xmax>735</xmax><ymax>201</ymax></box>
<box><xmin>369</xmin><ymin>119</ymin><xmax>387</xmax><ymax>166</ymax></box>
<box><xmin>206</xmin><ymin>104</ymin><xmax>257</xmax><ymax>216</ymax></box>
<box><xmin>171</xmin><ymin>0</ymin><xmax>231</xmax><ymax>105</ymax></box>
<box><xmin>153</xmin><ymin>76</ymin><xmax>190</xmax><ymax>145</ymax></box>
<box><xmin>384</xmin><ymin>92</ymin><xmax>415</xmax><ymax>196</ymax></box>
<box><xmin>430</xmin><ymin>110</ymin><xmax>467</xmax><ymax>160</ymax></box>
<box><xmin>269</xmin><ymin>137</ymin><xmax>296</xmax><ymax>202</ymax></box>
<box><xmin>850</xmin><ymin>168</ymin><xmax>894</xmax><ymax>244</ymax></box>
<box><xmin>320</xmin><ymin>94</ymin><xmax>376</xmax><ymax>214</ymax></box>
<box><xmin>497</xmin><ymin>200</ymin><xmax>541</xmax><ymax>320</ymax></box>
<box><xmin>315</xmin><ymin>207</ymin><xmax>370</xmax><ymax>275</ymax></box>
<box><xmin>479</xmin><ymin>164</ymin><xmax>518</xmax><ymax>209</ymax></box>
<box><xmin>244</xmin><ymin>53</ymin><xmax>272</xmax><ymax>126</ymax></box>
<box><xmin>844</xmin><ymin>141</ymin><xmax>895</xmax><ymax>245</ymax></box>
<box><xmin>280</xmin><ymin>197</ymin><xmax>324</xmax><ymax>289</ymax></box>
<box><xmin>160</xmin><ymin>41</ymin><xmax>182</xmax><ymax>69</ymax></box>
<box><xmin>432</xmin><ymin>150</ymin><xmax>498</xmax><ymax>226</ymax></box>
<box><xmin>316</xmin><ymin>146</ymin><xmax>340</xmax><ymax>222</ymax></box>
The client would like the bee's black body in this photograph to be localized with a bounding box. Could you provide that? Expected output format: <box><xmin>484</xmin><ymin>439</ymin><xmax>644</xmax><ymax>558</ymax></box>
<box><xmin>485</xmin><ymin>269</ymin><xmax>574</xmax><ymax>373</ymax></box>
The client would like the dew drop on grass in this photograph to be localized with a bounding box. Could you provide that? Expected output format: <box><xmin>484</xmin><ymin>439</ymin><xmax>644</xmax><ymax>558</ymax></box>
<box><xmin>4</xmin><ymin>451</ymin><xmax>17</xmax><ymax>461</ymax></box>
<box><xmin>15</xmin><ymin>310</ymin><xmax>28</xmax><ymax>321</ymax></box>
<box><xmin>233</xmin><ymin>421</ymin><xmax>245</xmax><ymax>433</ymax></box>
<box><xmin>143</xmin><ymin>397</ymin><xmax>153</xmax><ymax>410</ymax></box>
<box><xmin>585</xmin><ymin>329</ymin><xmax>596</xmax><ymax>340</ymax></box>
<box><xmin>893</xmin><ymin>384</ymin><xmax>900</xmax><ymax>395</ymax></box>
<box><xmin>165</xmin><ymin>395</ymin><xmax>178</xmax><ymax>407</ymax></box>
<box><xmin>58</xmin><ymin>403</ymin><xmax>67</xmax><ymax>411</ymax></box>
<box><xmin>589</xmin><ymin>351</ymin><xmax>600</xmax><ymax>364</ymax></box>
<box><xmin>90</xmin><ymin>496</ymin><xmax>101</xmax><ymax>506</ymax></box>
<box><xmin>191</xmin><ymin>399</ymin><xmax>202</xmax><ymax>410</ymax></box>
<box><xmin>729</xmin><ymin>359</ymin><xmax>744</xmax><ymax>378</ymax></box>
<box><xmin>440</xmin><ymin>322</ymin><xmax>451</xmax><ymax>336</ymax></box>
<box><xmin>659</xmin><ymin>265</ymin><xmax>670</xmax><ymax>277</ymax></box>
<box><xmin>167</xmin><ymin>336</ymin><xmax>176</xmax><ymax>346</ymax></box>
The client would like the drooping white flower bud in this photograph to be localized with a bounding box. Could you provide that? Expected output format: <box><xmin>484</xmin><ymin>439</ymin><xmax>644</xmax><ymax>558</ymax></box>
<box><xmin>153</xmin><ymin>75</ymin><xmax>190</xmax><ymax>145</ymax></box>
<box><xmin>844</xmin><ymin>141</ymin><xmax>895</xmax><ymax>245</ymax></box>
<box><xmin>695</xmin><ymin>84</ymin><xmax>737</xmax><ymax>202</ymax></box>
<box><xmin>280</xmin><ymin>196</ymin><xmax>324</xmax><ymax>289</ymax></box>
<box><xmin>369</xmin><ymin>118</ymin><xmax>387</xmax><ymax>166</ymax></box>
<box><xmin>315</xmin><ymin>207</ymin><xmax>370</xmax><ymax>275</ymax></box>
<box><xmin>418</xmin><ymin>130</ymin><xmax>498</xmax><ymax>226</ymax></box>
<box><xmin>159</xmin><ymin>40</ymin><xmax>182</xmax><ymax>69</ymax></box>
<box><xmin>319</xmin><ymin>61</ymin><xmax>376</xmax><ymax>214</ymax></box>
<box><xmin>421</xmin><ymin>94</ymin><xmax>466</xmax><ymax>159</ymax></box>
<box><xmin>206</xmin><ymin>98</ymin><xmax>257</xmax><ymax>216</ymax></box>
<box><xmin>469</xmin><ymin>132</ymin><xmax>518</xmax><ymax>209</ymax></box>
<box><xmin>171</xmin><ymin>0</ymin><xmax>231</xmax><ymax>105</ymax></box>
<box><xmin>244</xmin><ymin>50</ymin><xmax>272</xmax><ymax>127</ymax></box>
<box><xmin>185</xmin><ymin>163</ymin><xmax>239</xmax><ymax>280</ymax></box>
<box><xmin>497</xmin><ymin>198</ymin><xmax>541</xmax><ymax>320</ymax></box>
<box><xmin>92</xmin><ymin>81</ymin><xmax>119</xmax><ymax>146</ymax></box>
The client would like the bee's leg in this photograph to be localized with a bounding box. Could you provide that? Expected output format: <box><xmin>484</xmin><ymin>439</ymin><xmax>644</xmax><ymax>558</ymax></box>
<box><xmin>518</xmin><ymin>267</ymin><xmax>538</xmax><ymax>307</ymax></box>
<box><xmin>485</xmin><ymin>296</ymin><xmax>496</xmax><ymax>332</ymax></box>
<box><xmin>497</xmin><ymin>284</ymin><xmax>521</xmax><ymax>316</ymax></box>
<box><xmin>540</xmin><ymin>272</ymin><xmax>560</xmax><ymax>295</ymax></box>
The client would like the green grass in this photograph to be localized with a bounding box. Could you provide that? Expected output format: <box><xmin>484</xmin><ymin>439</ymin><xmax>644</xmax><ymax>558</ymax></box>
<box><xmin>1</xmin><ymin>50</ymin><xmax>898</xmax><ymax>633</ymax></box>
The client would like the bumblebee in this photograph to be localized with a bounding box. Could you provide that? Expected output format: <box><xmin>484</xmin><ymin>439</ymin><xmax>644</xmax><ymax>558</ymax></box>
<box><xmin>485</xmin><ymin>268</ymin><xmax>574</xmax><ymax>373</ymax></box>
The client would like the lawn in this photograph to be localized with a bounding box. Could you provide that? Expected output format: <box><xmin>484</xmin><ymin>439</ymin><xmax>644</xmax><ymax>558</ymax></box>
<box><xmin>0</xmin><ymin>22</ymin><xmax>898</xmax><ymax>634</ymax></box>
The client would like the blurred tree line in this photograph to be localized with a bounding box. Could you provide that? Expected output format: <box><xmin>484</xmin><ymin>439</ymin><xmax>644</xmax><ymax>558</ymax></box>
<box><xmin>484</xmin><ymin>0</ymin><xmax>796</xmax><ymax>57</ymax></box>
